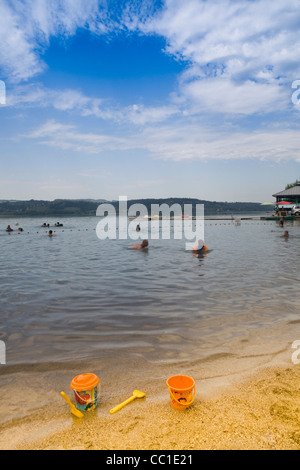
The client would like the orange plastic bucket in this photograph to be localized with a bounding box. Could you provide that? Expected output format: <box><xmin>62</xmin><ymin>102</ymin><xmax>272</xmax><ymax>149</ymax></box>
<box><xmin>166</xmin><ymin>375</ymin><xmax>196</xmax><ymax>410</ymax></box>
<box><xmin>70</xmin><ymin>373</ymin><xmax>99</xmax><ymax>412</ymax></box>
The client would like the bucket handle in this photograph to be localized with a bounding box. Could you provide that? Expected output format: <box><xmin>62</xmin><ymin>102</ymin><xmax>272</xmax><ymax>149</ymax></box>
<box><xmin>168</xmin><ymin>386</ymin><xmax>196</xmax><ymax>407</ymax></box>
<box><xmin>74</xmin><ymin>390</ymin><xmax>97</xmax><ymax>404</ymax></box>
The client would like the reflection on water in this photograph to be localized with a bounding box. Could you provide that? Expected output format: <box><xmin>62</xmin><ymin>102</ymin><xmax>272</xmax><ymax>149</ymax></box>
<box><xmin>0</xmin><ymin>216</ymin><xmax>299</xmax><ymax>365</ymax></box>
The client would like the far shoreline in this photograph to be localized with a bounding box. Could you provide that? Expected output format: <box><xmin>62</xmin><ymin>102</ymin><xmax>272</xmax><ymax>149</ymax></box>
<box><xmin>0</xmin><ymin>211</ymin><xmax>272</xmax><ymax>219</ymax></box>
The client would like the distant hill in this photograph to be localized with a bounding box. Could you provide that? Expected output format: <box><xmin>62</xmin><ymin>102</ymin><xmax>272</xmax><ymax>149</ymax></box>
<box><xmin>109</xmin><ymin>198</ymin><xmax>266</xmax><ymax>216</ymax></box>
<box><xmin>0</xmin><ymin>198</ymin><xmax>266</xmax><ymax>217</ymax></box>
<box><xmin>0</xmin><ymin>199</ymin><xmax>100</xmax><ymax>217</ymax></box>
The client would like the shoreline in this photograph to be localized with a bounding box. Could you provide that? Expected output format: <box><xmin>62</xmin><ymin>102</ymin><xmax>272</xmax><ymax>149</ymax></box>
<box><xmin>1</xmin><ymin>341</ymin><xmax>299</xmax><ymax>450</ymax></box>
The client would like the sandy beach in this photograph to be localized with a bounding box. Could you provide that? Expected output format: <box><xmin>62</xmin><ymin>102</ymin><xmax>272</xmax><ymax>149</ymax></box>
<box><xmin>0</xmin><ymin>342</ymin><xmax>300</xmax><ymax>451</ymax></box>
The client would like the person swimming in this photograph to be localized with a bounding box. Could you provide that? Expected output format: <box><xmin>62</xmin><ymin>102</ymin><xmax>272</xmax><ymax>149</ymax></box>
<box><xmin>129</xmin><ymin>239</ymin><xmax>149</xmax><ymax>250</ymax></box>
<box><xmin>192</xmin><ymin>239</ymin><xmax>209</xmax><ymax>253</ymax></box>
<box><xmin>6</xmin><ymin>225</ymin><xmax>13</xmax><ymax>232</ymax></box>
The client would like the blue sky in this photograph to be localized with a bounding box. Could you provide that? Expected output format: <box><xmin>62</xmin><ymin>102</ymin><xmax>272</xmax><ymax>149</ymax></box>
<box><xmin>1</xmin><ymin>0</ymin><xmax>300</xmax><ymax>202</ymax></box>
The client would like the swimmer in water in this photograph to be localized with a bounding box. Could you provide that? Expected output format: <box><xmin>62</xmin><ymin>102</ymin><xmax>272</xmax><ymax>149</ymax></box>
<box><xmin>48</xmin><ymin>230</ymin><xmax>55</xmax><ymax>238</ymax></box>
<box><xmin>282</xmin><ymin>231</ymin><xmax>289</xmax><ymax>238</ymax></box>
<box><xmin>6</xmin><ymin>225</ymin><xmax>13</xmax><ymax>232</ymax></box>
<box><xmin>129</xmin><ymin>239</ymin><xmax>148</xmax><ymax>250</ymax></box>
<box><xmin>192</xmin><ymin>239</ymin><xmax>209</xmax><ymax>253</ymax></box>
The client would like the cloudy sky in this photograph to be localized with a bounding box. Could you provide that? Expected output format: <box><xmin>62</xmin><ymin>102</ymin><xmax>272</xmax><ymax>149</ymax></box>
<box><xmin>1</xmin><ymin>0</ymin><xmax>300</xmax><ymax>202</ymax></box>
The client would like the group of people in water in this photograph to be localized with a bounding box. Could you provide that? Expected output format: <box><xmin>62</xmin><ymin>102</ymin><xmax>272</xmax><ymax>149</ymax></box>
<box><xmin>41</xmin><ymin>222</ymin><xmax>63</xmax><ymax>237</ymax></box>
<box><xmin>42</xmin><ymin>222</ymin><xmax>63</xmax><ymax>228</ymax></box>
<box><xmin>6</xmin><ymin>221</ymin><xmax>63</xmax><ymax>232</ymax></box>
<box><xmin>5</xmin><ymin>221</ymin><xmax>63</xmax><ymax>238</ymax></box>
<box><xmin>130</xmin><ymin>223</ymin><xmax>209</xmax><ymax>252</ymax></box>
<box><xmin>5</xmin><ymin>219</ymin><xmax>291</xmax><ymax>247</ymax></box>
<box><xmin>129</xmin><ymin>223</ymin><xmax>209</xmax><ymax>253</ymax></box>
<box><xmin>129</xmin><ymin>235</ymin><xmax>209</xmax><ymax>254</ymax></box>
<box><xmin>6</xmin><ymin>225</ymin><xmax>23</xmax><ymax>232</ymax></box>
<box><xmin>130</xmin><ymin>218</ymin><xmax>292</xmax><ymax>251</ymax></box>
<box><xmin>279</xmin><ymin>217</ymin><xmax>290</xmax><ymax>238</ymax></box>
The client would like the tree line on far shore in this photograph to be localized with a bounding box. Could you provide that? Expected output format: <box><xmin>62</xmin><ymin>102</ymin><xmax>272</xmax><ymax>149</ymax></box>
<box><xmin>0</xmin><ymin>198</ymin><xmax>267</xmax><ymax>217</ymax></box>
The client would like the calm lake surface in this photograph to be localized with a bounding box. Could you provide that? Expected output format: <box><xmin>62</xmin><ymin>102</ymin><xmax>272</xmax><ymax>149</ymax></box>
<box><xmin>0</xmin><ymin>214</ymin><xmax>299</xmax><ymax>366</ymax></box>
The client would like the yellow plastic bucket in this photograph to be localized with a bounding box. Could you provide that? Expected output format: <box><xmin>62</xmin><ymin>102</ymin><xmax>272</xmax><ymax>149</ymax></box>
<box><xmin>166</xmin><ymin>375</ymin><xmax>196</xmax><ymax>410</ymax></box>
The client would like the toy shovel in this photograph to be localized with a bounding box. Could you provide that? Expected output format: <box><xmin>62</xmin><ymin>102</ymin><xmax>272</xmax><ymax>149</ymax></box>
<box><xmin>110</xmin><ymin>390</ymin><xmax>146</xmax><ymax>415</ymax></box>
<box><xmin>60</xmin><ymin>391</ymin><xmax>84</xmax><ymax>419</ymax></box>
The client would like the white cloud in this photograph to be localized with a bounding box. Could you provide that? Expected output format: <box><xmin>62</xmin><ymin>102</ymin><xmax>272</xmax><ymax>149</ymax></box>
<box><xmin>0</xmin><ymin>2</ymin><xmax>44</xmax><ymax>82</ymax></box>
<box><xmin>51</xmin><ymin>89</ymin><xmax>93</xmax><ymax>111</ymax></box>
<box><xmin>27</xmin><ymin>119</ymin><xmax>130</xmax><ymax>154</ymax></box>
<box><xmin>181</xmin><ymin>78</ymin><xmax>289</xmax><ymax>115</ymax></box>
<box><xmin>8</xmin><ymin>76</ymin><xmax>288</xmax><ymax>124</ymax></box>
<box><xmin>3</xmin><ymin>0</ymin><xmax>300</xmax><ymax>84</ymax></box>
<box><xmin>0</xmin><ymin>0</ymin><xmax>162</xmax><ymax>82</ymax></box>
<box><xmin>9</xmin><ymin>84</ymin><xmax>180</xmax><ymax>124</ymax></box>
<box><xmin>142</xmin><ymin>0</ymin><xmax>300</xmax><ymax>80</ymax></box>
<box><xmin>0</xmin><ymin>0</ymin><xmax>109</xmax><ymax>82</ymax></box>
<box><xmin>140</xmin><ymin>123</ymin><xmax>300</xmax><ymax>162</ymax></box>
<box><xmin>3</xmin><ymin>0</ymin><xmax>300</xmax><ymax>119</ymax></box>
<box><xmin>9</xmin><ymin>84</ymin><xmax>100</xmax><ymax>111</ymax></box>
<box><xmin>138</xmin><ymin>0</ymin><xmax>300</xmax><ymax>114</ymax></box>
<box><xmin>123</xmin><ymin>103</ymin><xmax>178</xmax><ymax>125</ymax></box>
<box><xmin>27</xmin><ymin>118</ymin><xmax>300</xmax><ymax>163</ymax></box>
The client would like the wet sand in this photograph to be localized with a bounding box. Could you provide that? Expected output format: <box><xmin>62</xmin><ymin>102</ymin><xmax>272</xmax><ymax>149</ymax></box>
<box><xmin>1</xmin><ymin>343</ymin><xmax>300</xmax><ymax>450</ymax></box>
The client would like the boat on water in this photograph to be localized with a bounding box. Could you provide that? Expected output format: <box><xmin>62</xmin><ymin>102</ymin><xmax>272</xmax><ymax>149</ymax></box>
<box><xmin>129</xmin><ymin>215</ymin><xmax>162</xmax><ymax>221</ymax></box>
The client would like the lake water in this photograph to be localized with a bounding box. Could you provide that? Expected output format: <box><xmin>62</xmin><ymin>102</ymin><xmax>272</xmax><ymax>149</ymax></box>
<box><xmin>0</xmin><ymin>214</ymin><xmax>300</xmax><ymax>368</ymax></box>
